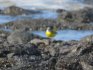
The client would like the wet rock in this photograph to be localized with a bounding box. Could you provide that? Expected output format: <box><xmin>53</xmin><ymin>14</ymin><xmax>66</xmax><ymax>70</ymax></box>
<box><xmin>0</xmin><ymin>60</ymin><xmax>14</xmax><ymax>69</ymax></box>
<box><xmin>0</xmin><ymin>40</ymin><xmax>93</xmax><ymax>70</ymax></box>
<box><xmin>81</xmin><ymin>35</ymin><xmax>93</xmax><ymax>43</ymax></box>
<box><xmin>7</xmin><ymin>28</ymin><xmax>33</xmax><ymax>44</ymax></box>
<box><xmin>47</xmin><ymin>46</ymin><xmax>59</xmax><ymax>57</ymax></box>
<box><xmin>0</xmin><ymin>33</ymin><xmax>6</xmax><ymax>38</ymax></box>
<box><xmin>41</xmin><ymin>53</ymin><xmax>50</xmax><ymax>60</ymax></box>
<box><xmin>0</xmin><ymin>45</ymin><xmax>11</xmax><ymax>57</ymax></box>
<box><xmin>7</xmin><ymin>53</ymin><xmax>15</xmax><ymax>59</ymax></box>
<box><xmin>10</xmin><ymin>19</ymin><xmax>57</xmax><ymax>31</ymax></box>
<box><xmin>55</xmin><ymin>57</ymin><xmax>83</xmax><ymax>70</ymax></box>
<box><xmin>29</xmin><ymin>55</ymin><xmax>42</xmax><ymax>61</ymax></box>
<box><xmin>38</xmin><ymin>57</ymin><xmax>57</xmax><ymax>70</ymax></box>
<box><xmin>13</xmin><ymin>44</ymin><xmax>41</xmax><ymax>56</ymax></box>
<box><xmin>0</xmin><ymin>38</ymin><xmax>4</xmax><ymax>44</ymax></box>
<box><xmin>0</xmin><ymin>24</ymin><xmax>93</xmax><ymax>70</ymax></box>
<box><xmin>80</xmin><ymin>62</ymin><xmax>93</xmax><ymax>70</ymax></box>
<box><xmin>3</xmin><ymin>15</ymin><xmax>93</xmax><ymax>31</ymax></box>
<box><xmin>30</xmin><ymin>38</ymin><xmax>49</xmax><ymax>45</ymax></box>
<box><xmin>0</xmin><ymin>6</ymin><xmax>41</xmax><ymax>16</ymax></box>
<box><xmin>59</xmin><ymin>7</ymin><xmax>93</xmax><ymax>23</ymax></box>
<box><xmin>55</xmin><ymin>40</ymin><xmax>93</xmax><ymax>70</ymax></box>
<box><xmin>59</xmin><ymin>46</ymin><xmax>71</xmax><ymax>55</ymax></box>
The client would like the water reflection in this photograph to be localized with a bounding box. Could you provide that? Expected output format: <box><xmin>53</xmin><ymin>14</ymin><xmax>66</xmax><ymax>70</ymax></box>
<box><xmin>32</xmin><ymin>30</ymin><xmax>93</xmax><ymax>41</ymax></box>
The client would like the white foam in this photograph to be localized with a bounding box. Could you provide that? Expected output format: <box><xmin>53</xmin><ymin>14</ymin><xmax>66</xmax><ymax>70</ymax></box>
<box><xmin>0</xmin><ymin>0</ymin><xmax>93</xmax><ymax>10</ymax></box>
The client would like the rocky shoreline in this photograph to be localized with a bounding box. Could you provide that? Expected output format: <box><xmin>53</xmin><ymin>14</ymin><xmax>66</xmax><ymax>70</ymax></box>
<box><xmin>0</xmin><ymin>6</ymin><xmax>41</xmax><ymax>16</ymax></box>
<box><xmin>0</xmin><ymin>6</ymin><xmax>93</xmax><ymax>31</ymax></box>
<box><xmin>0</xmin><ymin>29</ymin><xmax>93</xmax><ymax>70</ymax></box>
<box><xmin>0</xmin><ymin>6</ymin><xmax>93</xmax><ymax>70</ymax></box>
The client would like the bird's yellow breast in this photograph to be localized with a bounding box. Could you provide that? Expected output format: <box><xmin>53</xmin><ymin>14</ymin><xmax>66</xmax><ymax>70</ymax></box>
<box><xmin>46</xmin><ymin>31</ymin><xmax>56</xmax><ymax>38</ymax></box>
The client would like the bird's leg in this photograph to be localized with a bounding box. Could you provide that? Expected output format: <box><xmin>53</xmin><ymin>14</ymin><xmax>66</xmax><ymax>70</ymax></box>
<box><xmin>51</xmin><ymin>38</ymin><xmax>54</xmax><ymax>42</ymax></box>
<box><xmin>49</xmin><ymin>38</ymin><xmax>54</xmax><ymax>44</ymax></box>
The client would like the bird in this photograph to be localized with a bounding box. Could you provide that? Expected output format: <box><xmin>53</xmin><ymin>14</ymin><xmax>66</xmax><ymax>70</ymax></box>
<box><xmin>45</xmin><ymin>26</ymin><xmax>57</xmax><ymax>38</ymax></box>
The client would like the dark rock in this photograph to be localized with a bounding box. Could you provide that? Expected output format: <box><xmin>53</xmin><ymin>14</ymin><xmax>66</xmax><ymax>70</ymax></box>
<box><xmin>55</xmin><ymin>40</ymin><xmax>93</xmax><ymax>70</ymax></box>
<box><xmin>30</xmin><ymin>38</ymin><xmax>49</xmax><ymax>45</ymax></box>
<box><xmin>84</xmin><ymin>0</ymin><xmax>93</xmax><ymax>5</ymax></box>
<box><xmin>81</xmin><ymin>35</ymin><xmax>93</xmax><ymax>43</ymax></box>
<box><xmin>7</xmin><ymin>28</ymin><xmax>33</xmax><ymax>44</ymax></box>
<box><xmin>29</xmin><ymin>55</ymin><xmax>42</xmax><ymax>62</ymax></box>
<box><xmin>59</xmin><ymin>7</ymin><xmax>93</xmax><ymax>23</ymax></box>
<box><xmin>80</xmin><ymin>62</ymin><xmax>93</xmax><ymax>70</ymax></box>
<box><xmin>10</xmin><ymin>19</ymin><xmax>57</xmax><ymax>31</ymax></box>
<box><xmin>0</xmin><ymin>6</ymin><xmax>41</xmax><ymax>16</ymax></box>
<box><xmin>47</xmin><ymin>46</ymin><xmax>59</xmax><ymax>57</ymax></box>
<box><xmin>13</xmin><ymin>44</ymin><xmax>41</xmax><ymax>56</ymax></box>
<box><xmin>68</xmin><ymin>62</ymin><xmax>83</xmax><ymax>70</ymax></box>
<box><xmin>0</xmin><ymin>50</ymin><xmax>11</xmax><ymax>58</ymax></box>
<box><xmin>7</xmin><ymin>53</ymin><xmax>15</xmax><ymax>59</ymax></box>
<box><xmin>0</xmin><ymin>39</ymin><xmax>93</xmax><ymax>70</ymax></box>
<box><xmin>5</xmin><ymin>17</ymin><xmax>93</xmax><ymax>31</ymax></box>
<box><xmin>56</xmin><ymin>9</ymin><xmax>65</xmax><ymax>13</ymax></box>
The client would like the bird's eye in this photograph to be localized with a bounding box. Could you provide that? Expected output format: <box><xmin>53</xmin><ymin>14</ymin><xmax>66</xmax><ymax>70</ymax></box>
<box><xmin>50</xmin><ymin>26</ymin><xmax>53</xmax><ymax>29</ymax></box>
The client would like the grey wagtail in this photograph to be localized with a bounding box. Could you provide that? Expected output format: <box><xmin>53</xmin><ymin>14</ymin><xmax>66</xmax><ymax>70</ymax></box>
<box><xmin>46</xmin><ymin>26</ymin><xmax>57</xmax><ymax>38</ymax></box>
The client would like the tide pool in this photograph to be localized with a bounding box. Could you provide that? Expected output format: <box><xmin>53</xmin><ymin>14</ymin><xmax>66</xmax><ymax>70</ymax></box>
<box><xmin>0</xmin><ymin>28</ymin><xmax>12</xmax><ymax>32</ymax></box>
<box><xmin>0</xmin><ymin>15</ymin><xmax>16</xmax><ymax>24</ymax></box>
<box><xmin>32</xmin><ymin>30</ymin><xmax>93</xmax><ymax>41</ymax></box>
<box><xmin>0</xmin><ymin>10</ymin><xmax>58</xmax><ymax>24</ymax></box>
<box><xmin>0</xmin><ymin>28</ymin><xmax>93</xmax><ymax>41</ymax></box>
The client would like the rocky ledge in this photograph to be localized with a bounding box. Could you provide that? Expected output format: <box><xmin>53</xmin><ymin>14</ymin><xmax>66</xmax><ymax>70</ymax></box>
<box><xmin>0</xmin><ymin>29</ymin><xmax>93</xmax><ymax>70</ymax></box>
<box><xmin>3</xmin><ymin>18</ymin><xmax>93</xmax><ymax>31</ymax></box>
<box><xmin>0</xmin><ymin>7</ymin><xmax>93</xmax><ymax>31</ymax></box>
<box><xmin>58</xmin><ymin>7</ymin><xmax>93</xmax><ymax>23</ymax></box>
<box><xmin>0</xmin><ymin>6</ymin><xmax>41</xmax><ymax>16</ymax></box>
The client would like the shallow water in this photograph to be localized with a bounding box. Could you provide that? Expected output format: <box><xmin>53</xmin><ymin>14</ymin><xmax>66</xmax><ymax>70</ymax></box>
<box><xmin>1</xmin><ymin>28</ymin><xmax>93</xmax><ymax>41</ymax></box>
<box><xmin>0</xmin><ymin>28</ymin><xmax>12</xmax><ymax>32</ymax></box>
<box><xmin>0</xmin><ymin>29</ymin><xmax>93</xmax><ymax>41</ymax></box>
<box><xmin>0</xmin><ymin>10</ymin><xmax>58</xmax><ymax>24</ymax></box>
<box><xmin>32</xmin><ymin>30</ymin><xmax>93</xmax><ymax>41</ymax></box>
<box><xmin>0</xmin><ymin>15</ymin><xmax>17</xmax><ymax>24</ymax></box>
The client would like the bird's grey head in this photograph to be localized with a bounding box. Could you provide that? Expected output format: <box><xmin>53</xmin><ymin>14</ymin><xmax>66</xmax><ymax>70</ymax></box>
<box><xmin>47</xmin><ymin>26</ymin><xmax>53</xmax><ymax>31</ymax></box>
